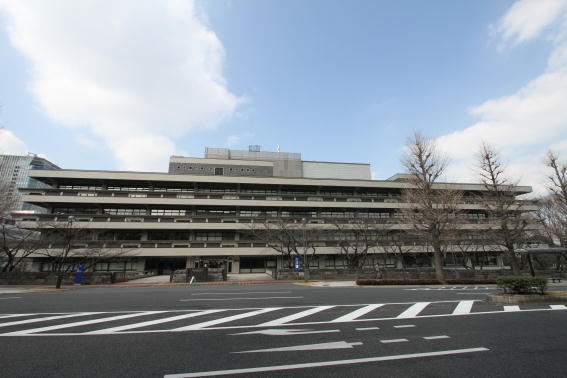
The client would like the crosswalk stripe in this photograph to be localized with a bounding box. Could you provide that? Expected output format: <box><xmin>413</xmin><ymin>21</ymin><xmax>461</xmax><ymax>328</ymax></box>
<box><xmin>173</xmin><ymin>308</ymin><xmax>281</xmax><ymax>331</ymax></box>
<box><xmin>396</xmin><ymin>302</ymin><xmax>430</xmax><ymax>319</ymax></box>
<box><xmin>550</xmin><ymin>305</ymin><xmax>567</xmax><ymax>310</ymax></box>
<box><xmin>2</xmin><ymin>311</ymin><xmax>166</xmax><ymax>336</ymax></box>
<box><xmin>0</xmin><ymin>314</ymin><xmax>34</xmax><ymax>320</ymax></box>
<box><xmin>0</xmin><ymin>313</ymin><xmax>96</xmax><ymax>328</ymax></box>
<box><xmin>85</xmin><ymin>310</ymin><xmax>226</xmax><ymax>334</ymax></box>
<box><xmin>503</xmin><ymin>305</ymin><xmax>520</xmax><ymax>312</ymax></box>
<box><xmin>331</xmin><ymin>304</ymin><xmax>384</xmax><ymax>323</ymax></box>
<box><xmin>257</xmin><ymin>306</ymin><xmax>334</xmax><ymax>327</ymax></box>
<box><xmin>452</xmin><ymin>301</ymin><xmax>474</xmax><ymax>315</ymax></box>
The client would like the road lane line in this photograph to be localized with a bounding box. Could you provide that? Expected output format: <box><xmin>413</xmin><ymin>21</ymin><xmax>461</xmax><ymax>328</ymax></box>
<box><xmin>233</xmin><ymin>341</ymin><xmax>362</xmax><ymax>353</ymax></box>
<box><xmin>191</xmin><ymin>292</ymin><xmax>291</xmax><ymax>295</ymax></box>
<box><xmin>452</xmin><ymin>300</ymin><xmax>474</xmax><ymax>315</ymax></box>
<box><xmin>423</xmin><ymin>335</ymin><xmax>450</xmax><ymax>340</ymax></box>
<box><xmin>393</xmin><ymin>324</ymin><xmax>415</xmax><ymax>328</ymax></box>
<box><xmin>258</xmin><ymin>306</ymin><xmax>335</xmax><ymax>327</ymax></box>
<box><xmin>0</xmin><ymin>313</ymin><xmax>95</xmax><ymax>328</ymax></box>
<box><xmin>0</xmin><ymin>297</ymin><xmax>21</xmax><ymax>300</ymax></box>
<box><xmin>85</xmin><ymin>310</ymin><xmax>226</xmax><ymax>334</ymax></box>
<box><xmin>163</xmin><ymin>347</ymin><xmax>490</xmax><ymax>377</ymax></box>
<box><xmin>173</xmin><ymin>308</ymin><xmax>281</xmax><ymax>331</ymax></box>
<box><xmin>380</xmin><ymin>338</ymin><xmax>408</xmax><ymax>343</ymax></box>
<box><xmin>396</xmin><ymin>302</ymin><xmax>430</xmax><ymax>319</ymax></box>
<box><xmin>355</xmin><ymin>327</ymin><xmax>379</xmax><ymax>331</ymax></box>
<box><xmin>180</xmin><ymin>297</ymin><xmax>303</xmax><ymax>302</ymax></box>
<box><xmin>331</xmin><ymin>304</ymin><xmax>384</xmax><ymax>323</ymax></box>
<box><xmin>3</xmin><ymin>311</ymin><xmax>166</xmax><ymax>335</ymax></box>
<box><xmin>503</xmin><ymin>306</ymin><xmax>521</xmax><ymax>312</ymax></box>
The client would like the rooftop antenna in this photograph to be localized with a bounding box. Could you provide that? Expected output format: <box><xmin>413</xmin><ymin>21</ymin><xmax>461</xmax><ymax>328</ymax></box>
<box><xmin>276</xmin><ymin>144</ymin><xmax>280</xmax><ymax>152</ymax></box>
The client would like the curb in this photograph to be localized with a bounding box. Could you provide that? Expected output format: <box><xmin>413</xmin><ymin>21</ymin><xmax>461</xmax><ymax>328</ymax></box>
<box><xmin>486</xmin><ymin>292</ymin><xmax>567</xmax><ymax>304</ymax></box>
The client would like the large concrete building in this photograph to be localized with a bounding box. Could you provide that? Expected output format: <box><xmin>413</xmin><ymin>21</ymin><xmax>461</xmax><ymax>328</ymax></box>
<box><xmin>15</xmin><ymin>147</ymin><xmax>536</xmax><ymax>275</ymax></box>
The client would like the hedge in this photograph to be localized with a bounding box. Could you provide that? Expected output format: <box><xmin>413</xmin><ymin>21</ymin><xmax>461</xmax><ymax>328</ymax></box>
<box><xmin>496</xmin><ymin>276</ymin><xmax>547</xmax><ymax>295</ymax></box>
<box><xmin>356</xmin><ymin>279</ymin><xmax>497</xmax><ymax>286</ymax></box>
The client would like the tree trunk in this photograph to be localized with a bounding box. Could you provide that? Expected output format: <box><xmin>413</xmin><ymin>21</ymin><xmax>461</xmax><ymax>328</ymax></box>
<box><xmin>433</xmin><ymin>250</ymin><xmax>445</xmax><ymax>283</ymax></box>
<box><xmin>55</xmin><ymin>274</ymin><xmax>63</xmax><ymax>289</ymax></box>
<box><xmin>506</xmin><ymin>246</ymin><xmax>520</xmax><ymax>275</ymax></box>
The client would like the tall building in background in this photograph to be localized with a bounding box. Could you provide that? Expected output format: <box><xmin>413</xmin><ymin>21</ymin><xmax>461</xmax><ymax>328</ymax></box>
<box><xmin>0</xmin><ymin>154</ymin><xmax>60</xmax><ymax>214</ymax></box>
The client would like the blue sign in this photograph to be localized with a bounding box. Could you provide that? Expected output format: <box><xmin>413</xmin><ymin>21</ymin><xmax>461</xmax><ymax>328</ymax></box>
<box><xmin>73</xmin><ymin>264</ymin><xmax>85</xmax><ymax>285</ymax></box>
<box><xmin>293</xmin><ymin>257</ymin><xmax>301</xmax><ymax>271</ymax></box>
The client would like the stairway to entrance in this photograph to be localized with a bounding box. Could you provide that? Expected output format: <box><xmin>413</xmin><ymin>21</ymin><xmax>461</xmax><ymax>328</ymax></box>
<box><xmin>227</xmin><ymin>273</ymin><xmax>274</xmax><ymax>282</ymax></box>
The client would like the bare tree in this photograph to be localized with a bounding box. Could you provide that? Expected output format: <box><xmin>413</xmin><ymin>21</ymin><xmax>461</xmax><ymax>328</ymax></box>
<box><xmin>535</xmin><ymin>151</ymin><xmax>567</xmax><ymax>270</ymax></box>
<box><xmin>248</xmin><ymin>218</ymin><xmax>319</xmax><ymax>279</ymax></box>
<box><xmin>546</xmin><ymin>150</ymin><xmax>567</xmax><ymax>208</ymax></box>
<box><xmin>477</xmin><ymin>142</ymin><xmax>531</xmax><ymax>275</ymax></box>
<box><xmin>0</xmin><ymin>183</ymin><xmax>41</xmax><ymax>271</ymax></box>
<box><xmin>38</xmin><ymin>217</ymin><xmax>131</xmax><ymax>288</ymax></box>
<box><xmin>379</xmin><ymin>230</ymin><xmax>414</xmax><ymax>279</ymax></box>
<box><xmin>333</xmin><ymin>218</ymin><xmax>385</xmax><ymax>270</ymax></box>
<box><xmin>401</xmin><ymin>132</ymin><xmax>463</xmax><ymax>282</ymax></box>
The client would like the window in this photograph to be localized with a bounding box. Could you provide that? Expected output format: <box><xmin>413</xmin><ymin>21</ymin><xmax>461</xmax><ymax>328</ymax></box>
<box><xmin>195</xmin><ymin>232</ymin><xmax>222</xmax><ymax>241</ymax></box>
<box><xmin>214</xmin><ymin>167</ymin><xmax>224</xmax><ymax>175</ymax></box>
<box><xmin>150</xmin><ymin>209</ymin><xmax>186</xmax><ymax>216</ymax></box>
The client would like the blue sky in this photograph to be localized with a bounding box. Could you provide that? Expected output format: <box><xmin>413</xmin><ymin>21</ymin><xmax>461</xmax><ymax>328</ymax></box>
<box><xmin>0</xmin><ymin>0</ymin><xmax>566</xmax><ymax>193</ymax></box>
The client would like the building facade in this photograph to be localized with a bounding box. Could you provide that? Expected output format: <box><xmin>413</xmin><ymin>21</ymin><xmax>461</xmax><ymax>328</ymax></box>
<box><xmin>14</xmin><ymin>147</ymin><xmax>537</xmax><ymax>275</ymax></box>
<box><xmin>0</xmin><ymin>154</ymin><xmax>60</xmax><ymax>214</ymax></box>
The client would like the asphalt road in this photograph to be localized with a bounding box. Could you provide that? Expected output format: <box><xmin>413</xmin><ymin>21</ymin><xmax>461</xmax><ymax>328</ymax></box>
<box><xmin>1</xmin><ymin>283</ymin><xmax>566</xmax><ymax>377</ymax></box>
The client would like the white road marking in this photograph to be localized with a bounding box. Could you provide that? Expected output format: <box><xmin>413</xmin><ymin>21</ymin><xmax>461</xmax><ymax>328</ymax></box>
<box><xmin>423</xmin><ymin>335</ymin><xmax>450</xmax><ymax>340</ymax></box>
<box><xmin>163</xmin><ymin>347</ymin><xmax>490</xmax><ymax>377</ymax></box>
<box><xmin>355</xmin><ymin>327</ymin><xmax>379</xmax><ymax>331</ymax></box>
<box><xmin>503</xmin><ymin>306</ymin><xmax>521</xmax><ymax>312</ymax></box>
<box><xmin>233</xmin><ymin>341</ymin><xmax>362</xmax><ymax>353</ymax></box>
<box><xmin>0</xmin><ymin>314</ymin><xmax>33</xmax><ymax>319</ymax></box>
<box><xmin>2</xmin><ymin>300</ymin><xmax>567</xmax><ymax>337</ymax></box>
<box><xmin>456</xmin><ymin>293</ymin><xmax>490</xmax><ymax>295</ymax></box>
<box><xmin>231</xmin><ymin>328</ymin><xmax>340</xmax><ymax>336</ymax></box>
<box><xmin>380</xmin><ymin>338</ymin><xmax>408</xmax><ymax>343</ymax></box>
<box><xmin>86</xmin><ymin>310</ymin><xmax>226</xmax><ymax>334</ymax></box>
<box><xmin>172</xmin><ymin>308</ymin><xmax>281</xmax><ymax>331</ymax></box>
<box><xmin>396</xmin><ymin>302</ymin><xmax>430</xmax><ymax>319</ymax></box>
<box><xmin>452</xmin><ymin>300</ymin><xmax>474</xmax><ymax>315</ymax></box>
<box><xmin>3</xmin><ymin>311</ymin><xmax>166</xmax><ymax>336</ymax></box>
<box><xmin>331</xmin><ymin>304</ymin><xmax>383</xmax><ymax>323</ymax></box>
<box><xmin>393</xmin><ymin>324</ymin><xmax>415</xmax><ymax>328</ymax></box>
<box><xmin>191</xmin><ymin>292</ymin><xmax>291</xmax><ymax>295</ymax></box>
<box><xmin>258</xmin><ymin>306</ymin><xmax>334</xmax><ymax>327</ymax></box>
<box><xmin>179</xmin><ymin>297</ymin><xmax>303</xmax><ymax>302</ymax></box>
<box><xmin>0</xmin><ymin>297</ymin><xmax>21</xmax><ymax>300</ymax></box>
<box><xmin>0</xmin><ymin>313</ymin><xmax>96</xmax><ymax>328</ymax></box>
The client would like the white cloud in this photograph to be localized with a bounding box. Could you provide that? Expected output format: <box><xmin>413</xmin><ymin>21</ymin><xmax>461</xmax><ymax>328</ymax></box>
<box><xmin>226</xmin><ymin>135</ymin><xmax>240</xmax><ymax>147</ymax></box>
<box><xmin>496</xmin><ymin>0</ymin><xmax>567</xmax><ymax>47</ymax></box>
<box><xmin>437</xmin><ymin>0</ymin><xmax>567</xmax><ymax>196</ymax></box>
<box><xmin>0</xmin><ymin>0</ymin><xmax>243</xmax><ymax>171</ymax></box>
<box><xmin>0</xmin><ymin>129</ymin><xmax>28</xmax><ymax>155</ymax></box>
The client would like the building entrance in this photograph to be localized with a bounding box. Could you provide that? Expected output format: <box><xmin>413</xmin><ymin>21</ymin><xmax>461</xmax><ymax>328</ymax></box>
<box><xmin>145</xmin><ymin>258</ymin><xmax>186</xmax><ymax>275</ymax></box>
<box><xmin>239</xmin><ymin>257</ymin><xmax>266</xmax><ymax>273</ymax></box>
